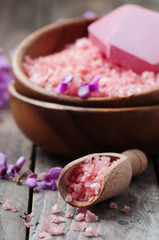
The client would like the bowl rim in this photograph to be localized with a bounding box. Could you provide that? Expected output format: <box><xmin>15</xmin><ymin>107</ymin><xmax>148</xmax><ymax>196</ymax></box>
<box><xmin>9</xmin><ymin>82</ymin><xmax>159</xmax><ymax>113</ymax></box>
<box><xmin>12</xmin><ymin>17</ymin><xmax>159</xmax><ymax>107</ymax></box>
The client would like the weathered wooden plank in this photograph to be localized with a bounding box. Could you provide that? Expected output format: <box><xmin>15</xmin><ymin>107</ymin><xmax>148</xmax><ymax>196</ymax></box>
<box><xmin>29</xmin><ymin>149</ymin><xmax>159</xmax><ymax>240</ymax></box>
<box><xmin>0</xmin><ymin>108</ymin><xmax>33</xmax><ymax>240</ymax></box>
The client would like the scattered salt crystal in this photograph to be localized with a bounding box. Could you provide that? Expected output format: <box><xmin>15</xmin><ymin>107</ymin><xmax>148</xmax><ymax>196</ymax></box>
<box><xmin>48</xmin><ymin>223</ymin><xmax>64</xmax><ymax>236</ymax></box>
<box><xmin>65</xmin><ymin>193</ymin><xmax>72</xmax><ymax>203</ymax></box>
<box><xmin>51</xmin><ymin>214</ymin><xmax>66</xmax><ymax>223</ymax></box>
<box><xmin>65</xmin><ymin>211</ymin><xmax>73</xmax><ymax>218</ymax></box>
<box><xmin>51</xmin><ymin>204</ymin><xmax>61</xmax><ymax>214</ymax></box>
<box><xmin>42</xmin><ymin>215</ymin><xmax>64</xmax><ymax>235</ymax></box>
<box><xmin>38</xmin><ymin>231</ymin><xmax>52</xmax><ymax>240</ymax></box>
<box><xmin>77</xmin><ymin>208</ymin><xmax>87</xmax><ymax>214</ymax></box>
<box><xmin>85</xmin><ymin>210</ymin><xmax>98</xmax><ymax>222</ymax></box>
<box><xmin>72</xmin><ymin>221</ymin><xmax>87</xmax><ymax>231</ymax></box>
<box><xmin>75</xmin><ymin>213</ymin><xmax>85</xmax><ymax>221</ymax></box>
<box><xmin>24</xmin><ymin>221</ymin><xmax>33</xmax><ymax>228</ymax></box>
<box><xmin>3</xmin><ymin>199</ymin><xmax>11</xmax><ymax>211</ymax></box>
<box><xmin>11</xmin><ymin>205</ymin><xmax>19</xmax><ymax>212</ymax></box>
<box><xmin>84</xmin><ymin>226</ymin><xmax>100</xmax><ymax>237</ymax></box>
<box><xmin>25</xmin><ymin>213</ymin><xmax>34</xmax><ymax>222</ymax></box>
<box><xmin>122</xmin><ymin>205</ymin><xmax>130</xmax><ymax>213</ymax></box>
<box><xmin>109</xmin><ymin>201</ymin><xmax>118</xmax><ymax>209</ymax></box>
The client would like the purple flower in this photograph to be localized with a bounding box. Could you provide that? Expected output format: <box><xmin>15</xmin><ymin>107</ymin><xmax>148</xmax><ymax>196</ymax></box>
<box><xmin>26</xmin><ymin>173</ymin><xmax>38</xmax><ymax>188</ymax></box>
<box><xmin>7</xmin><ymin>156</ymin><xmax>26</xmax><ymax>176</ymax></box>
<box><xmin>48</xmin><ymin>167</ymin><xmax>63</xmax><ymax>180</ymax></box>
<box><xmin>0</xmin><ymin>49</ymin><xmax>13</xmax><ymax>108</ymax></box>
<box><xmin>40</xmin><ymin>173</ymin><xmax>57</xmax><ymax>190</ymax></box>
<box><xmin>82</xmin><ymin>11</ymin><xmax>97</xmax><ymax>19</ymax></box>
<box><xmin>78</xmin><ymin>75</ymin><xmax>100</xmax><ymax>98</ymax></box>
<box><xmin>0</xmin><ymin>153</ymin><xmax>8</xmax><ymax>178</ymax></box>
<box><xmin>56</xmin><ymin>75</ymin><xmax>74</xmax><ymax>94</ymax></box>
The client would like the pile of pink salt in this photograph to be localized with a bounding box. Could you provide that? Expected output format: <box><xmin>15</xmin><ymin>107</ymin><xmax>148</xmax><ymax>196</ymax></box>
<box><xmin>23</xmin><ymin>37</ymin><xmax>159</xmax><ymax>99</ymax></box>
<box><xmin>65</xmin><ymin>155</ymin><xmax>112</xmax><ymax>202</ymax></box>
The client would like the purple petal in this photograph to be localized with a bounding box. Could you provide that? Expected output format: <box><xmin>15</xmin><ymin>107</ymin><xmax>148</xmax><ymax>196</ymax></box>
<box><xmin>62</xmin><ymin>74</ymin><xmax>74</xmax><ymax>84</ymax></box>
<box><xmin>48</xmin><ymin>167</ymin><xmax>63</xmax><ymax>180</ymax></box>
<box><xmin>26</xmin><ymin>173</ymin><xmax>38</xmax><ymax>188</ymax></box>
<box><xmin>0</xmin><ymin>153</ymin><xmax>8</xmax><ymax>177</ymax></box>
<box><xmin>10</xmin><ymin>156</ymin><xmax>26</xmax><ymax>174</ymax></box>
<box><xmin>89</xmin><ymin>75</ymin><xmax>100</xmax><ymax>92</ymax></box>
<box><xmin>0</xmin><ymin>153</ymin><xmax>7</xmax><ymax>166</ymax></box>
<box><xmin>40</xmin><ymin>179</ymin><xmax>57</xmax><ymax>190</ymax></box>
<box><xmin>16</xmin><ymin>156</ymin><xmax>26</xmax><ymax>168</ymax></box>
<box><xmin>77</xmin><ymin>84</ymin><xmax>90</xmax><ymax>98</ymax></box>
<box><xmin>55</xmin><ymin>83</ymin><xmax>68</xmax><ymax>94</ymax></box>
<box><xmin>6</xmin><ymin>164</ymin><xmax>14</xmax><ymax>176</ymax></box>
<box><xmin>82</xmin><ymin>11</ymin><xmax>97</xmax><ymax>19</ymax></box>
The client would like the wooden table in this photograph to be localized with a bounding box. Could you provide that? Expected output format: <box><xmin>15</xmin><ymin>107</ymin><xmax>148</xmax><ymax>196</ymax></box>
<box><xmin>1</xmin><ymin>1</ymin><xmax>159</xmax><ymax>239</ymax></box>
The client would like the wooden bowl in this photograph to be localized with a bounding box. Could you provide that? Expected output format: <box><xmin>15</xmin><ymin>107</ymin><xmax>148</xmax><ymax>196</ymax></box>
<box><xmin>9</xmin><ymin>82</ymin><xmax>159</xmax><ymax>158</ymax></box>
<box><xmin>12</xmin><ymin>18</ymin><xmax>159</xmax><ymax>108</ymax></box>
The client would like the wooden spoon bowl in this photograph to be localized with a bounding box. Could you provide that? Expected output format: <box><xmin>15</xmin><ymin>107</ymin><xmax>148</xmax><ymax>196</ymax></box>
<box><xmin>58</xmin><ymin>149</ymin><xmax>147</xmax><ymax>208</ymax></box>
<box><xmin>12</xmin><ymin>18</ymin><xmax>159</xmax><ymax>108</ymax></box>
<box><xmin>9</xmin><ymin>82</ymin><xmax>159</xmax><ymax>158</ymax></box>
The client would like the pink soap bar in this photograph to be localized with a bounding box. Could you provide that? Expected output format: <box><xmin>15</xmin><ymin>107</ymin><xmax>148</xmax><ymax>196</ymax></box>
<box><xmin>88</xmin><ymin>4</ymin><xmax>159</xmax><ymax>73</ymax></box>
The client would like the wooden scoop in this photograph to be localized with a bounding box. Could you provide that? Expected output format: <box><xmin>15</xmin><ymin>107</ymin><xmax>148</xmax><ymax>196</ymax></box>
<box><xmin>58</xmin><ymin>149</ymin><xmax>147</xmax><ymax>208</ymax></box>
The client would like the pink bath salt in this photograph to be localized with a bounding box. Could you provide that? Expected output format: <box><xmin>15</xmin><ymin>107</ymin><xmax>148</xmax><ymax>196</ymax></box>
<box><xmin>85</xmin><ymin>210</ymin><xmax>98</xmax><ymax>222</ymax></box>
<box><xmin>72</xmin><ymin>221</ymin><xmax>87</xmax><ymax>232</ymax></box>
<box><xmin>84</xmin><ymin>226</ymin><xmax>100</xmax><ymax>237</ymax></box>
<box><xmin>65</xmin><ymin>211</ymin><xmax>73</xmax><ymax>218</ymax></box>
<box><xmin>66</xmin><ymin>155</ymin><xmax>111</xmax><ymax>202</ymax></box>
<box><xmin>24</xmin><ymin>221</ymin><xmax>33</xmax><ymax>228</ymax></box>
<box><xmin>122</xmin><ymin>205</ymin><xmax>130</xmax><ymax>213</ymax></box>
<box><xmin>25</xmin><ymin>213</ymin><xmax>34</xmax><ymax>222</ymax></box>
<box><xmin>11</xmin><ymin>205</ymin><xmax>19</xmax><ymax>212</ymax></box>
<box><xmin>51</xmin><ymin>204</ymin><xmax>61</xmax><ymax>214</ymax></box>
<box><xmin>109</xmin><ymin>201</ymin><xmax>118</xmax><ymax>209</ymax></box>
<box><xmin>23</xmin><ymin>37</ymin><xmax>159</xmax><ymax>99</ymax></box>
<box><xmin>47</xmin><ymin>223</ymin><xmax>64</xmax><ymax>236</ymax></box>
<box><xmin>65</xmin><ymin>193</ymin><xmax>73</xmax><ymax>203</ymax></box>
<box><xmin>42</xmin><ymin>216</ymin><xmax>64</xmax><ymax>235</ymax></box>
<box><xmin>75</xmin><ymin>213</ymin><xmax>85</xmax><ymax>221</ymax></box>
<box><xmin>38</xmin><ymin>231</ymin><xmax>52</xmax><ymax>240</ymax></box>
<box><xmin>3</xmin><ymin>199</ymin><xmax>11</xmax><ymax>211</ymax></box>
<box><xmin>51</xmin><ymin>214</ymin><xmax>66</xmax><ymax>223</ymax></box>
<box><xmin>77</xmin><ymin>208</ymin><xmax>87</xmax><ymax>214</ymax></box>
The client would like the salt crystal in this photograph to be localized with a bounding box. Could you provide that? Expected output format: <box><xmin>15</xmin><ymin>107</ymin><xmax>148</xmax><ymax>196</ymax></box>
<box><xmin>77</xmin><ymin>208</ymin><xmax>87</xmax><ymax>214</ymax></box>
<box><xmin>65</xmin><ymin>193</ymin><xmax>72</xmax><ymax>203</ymax></box>
<box><xmin>51</xmin><ymin>214</ymin><xmax>66</xmax><ymax>223</ymax></box>
<box><xmin>24</xmin><ymin>221</ymin><xmax>33</xmax><ymax>228</ymax></box>
<box><xmin>84</xmin><ymin>226</ymin><xmax>100</xmax><ymax>237</ymax></box>
<box><xmin>11</xmin><ymin>205</ymin><xmax>19</xmax><ymax>212</ymax></box>
<box><xmin>75</xmin><ymin>213</ymin><xmax>85</xmax><ymax>221</ymax></box>
<box><xmin>122</xmin><ymin>205</ymin><xmax>130</xmax><ymax>213</ymax></box>
<box><xmin>51</xmin><ymin>204</ymin><xmax>61</xmax><ymax>214</ymax></box>
<box><xmin>72</xmin><ymin>221</ymin><xmax>87</xmax><ymax>231</ymax></box>
<box><xmin>38</xmin><ymin>231</ymin><xmax>52</xmax><ymax>240</ymax></box>
<box><xmin>65</xmin><ymin>211</ymin><xmax>73</xmax><ymax>218</ymax></box>
<box><xmin>3</xmin><ymin>199</ymin><xmax>11</xmax><ymax>211</ymax></box>
<box><xmin>109</xmin><ymin>201</ymin><xmax>118</xmax><ymax>209</ymax></box>
<box><xmin>85</xmin><ymin>210</ymin><xmax>98</xmax><ymax>222</ymax></box>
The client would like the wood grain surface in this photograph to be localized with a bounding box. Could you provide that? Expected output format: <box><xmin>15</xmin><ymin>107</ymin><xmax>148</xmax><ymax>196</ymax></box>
<box><xmin>1</xmin><ymin>0</ymin><xmax>159</xmax><ymax>240</ymax></box>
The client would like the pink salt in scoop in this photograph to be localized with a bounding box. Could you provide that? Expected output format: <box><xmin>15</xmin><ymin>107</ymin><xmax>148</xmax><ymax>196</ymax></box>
<box><xmin>58</xmin><ymin>149</ymin><xmax>147</xmax><ymax>208</ymax></box>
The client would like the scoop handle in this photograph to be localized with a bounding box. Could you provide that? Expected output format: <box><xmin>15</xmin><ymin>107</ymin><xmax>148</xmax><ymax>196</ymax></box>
<box><xmin>122</xmin><ymin>149</ymin><xmax>148</xmax><ymax>176</ymax></box>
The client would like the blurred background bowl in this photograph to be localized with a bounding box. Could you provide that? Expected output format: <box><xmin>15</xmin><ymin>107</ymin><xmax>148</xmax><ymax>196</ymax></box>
<box><xmin>12</xmin><ymin>17</ymin><xmax>159</xmax><ymax>108</ymax></box>
<box><xmin>9</xmin><ymin>82</ymin><xmax>159</xmax><ymax>158</ymax></box>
